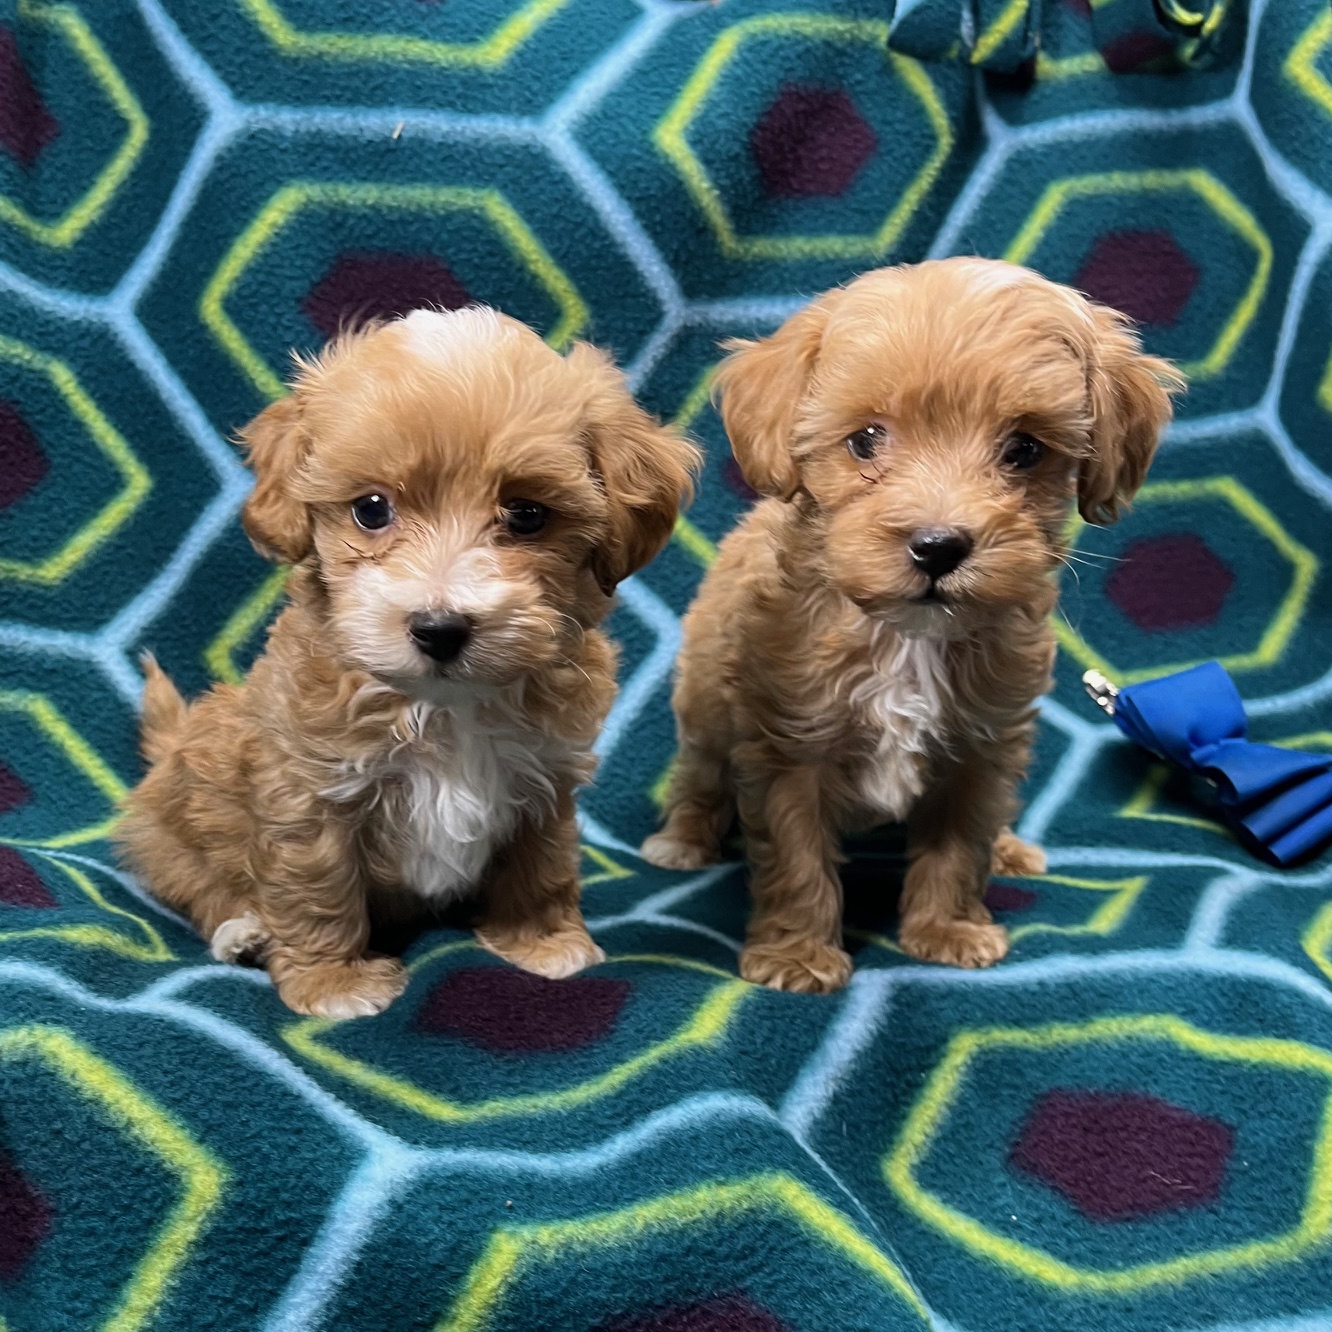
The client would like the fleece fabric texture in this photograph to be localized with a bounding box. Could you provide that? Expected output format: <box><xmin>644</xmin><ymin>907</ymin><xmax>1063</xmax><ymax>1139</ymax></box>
<box><xmin>2</xmin><ymin>0</ymin><xmax>1332</xmax><ymax>1328</ymax></box>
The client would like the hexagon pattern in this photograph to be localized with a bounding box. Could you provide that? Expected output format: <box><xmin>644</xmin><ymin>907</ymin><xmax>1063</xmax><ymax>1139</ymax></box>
<box><xmin>5</xmin><ymin>1</ymin><xmax>1332</xmax><ymax>1329</ymax></box>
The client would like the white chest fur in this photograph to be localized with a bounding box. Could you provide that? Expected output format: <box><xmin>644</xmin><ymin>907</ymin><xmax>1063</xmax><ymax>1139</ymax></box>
<box><xmin>328</xmin><ymin>699</ymin><xmax>573</xmax><ymax>903</ymax></box>
<box><xmin>851</xmin><ymin>632</ymin><xmax>951</xmax><ymax>821</ymax></box>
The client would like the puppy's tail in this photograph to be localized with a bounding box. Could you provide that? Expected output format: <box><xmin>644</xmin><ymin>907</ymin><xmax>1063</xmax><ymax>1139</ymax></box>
<box><xmin>138</xmin><ymin>653</ymin><xmax>188</xmax><ymax>765</ymax></box>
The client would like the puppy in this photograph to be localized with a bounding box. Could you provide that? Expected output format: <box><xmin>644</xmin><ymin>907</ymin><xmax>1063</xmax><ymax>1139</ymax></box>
<box><xmin>117</xmin><ymin>308</ymin><xmax>697</xmax><ymax>1018</ymax></box>
<box><xmin>641</xmin><ymin>259</ymin><xmax>1182</xmax><ymax>992</ymax></box>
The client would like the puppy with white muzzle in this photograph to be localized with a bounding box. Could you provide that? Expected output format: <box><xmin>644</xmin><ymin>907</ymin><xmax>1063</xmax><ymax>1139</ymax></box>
<box><xmin>642</xmin><ymin>259</ymin><xmax>1183</xmax><ymax>992</ymax></box>
<box><xmin>117</xmin><ymin>308</ymin><xmax>698</xmax><ymax>1018</ymax></box>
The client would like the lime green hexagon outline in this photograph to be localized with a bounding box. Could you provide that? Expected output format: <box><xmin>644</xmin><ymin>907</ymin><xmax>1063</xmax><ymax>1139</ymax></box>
<box><xmin>205</xmin><ymin>566</ymin><xmax>289</xmax><ymax>683</ymax></box>
<box><xmin>885</xmin><ymin>1013</ymin><xmax>1332</xmax><ymax>1293</ymax></box>
<box><xmin>200</xmin><ymin>183</ymin><xmax>589</xmax><ymax>401</ymax></box>
<box><xmin>0</xmin><ymin>853</ymin><xmax>174</xmax><ymax>962</ymax></box>
<box><xmin>0</xmin><ymin>1025</ymin><xmax>226</xmax><ymax>1331</ymax></box>
<box><xmin>284</xmin><ymin>946</ymin><xmax>752</xmax><ymax>1123</ymax></box>
<box><xmin>1315</xmin><ymin>343</ymin><xmax>1332</xmax><ymax>415</ymax></box>
<box><xmin>1290</xmin><ymin>12</ymin><xmax>1332</xmax><ymax>414</ymax></box>
<box><xmin>436</xmin><ymin>1171</ymin><xmax>928</xmax><ymax>1332</ymax></box>
<box><xmin>669</xmin><ymin>364</ymin><xmax>721</xmax><ymax>567</ymax></box>
<box><xmin>0</xmin><ymin>335</ymin><xmax>151</xmax><ymax>586</ymax></box>
<box><xmin>1004</xmin><ymin>168</ymin><xmax>1271</xmax><ymax>381</ymax></box>
<box><xmin>1054</xmin><ymin>476</ymin><xmax>1318</xmax><ymax>685</ymax></box>
<box><xmin>238</xmin><ymin>0</ymin><xmax>567</xmax><ymax>70</ymax></box>
<box><xmin>654</xmin><ymin>15</ymin><xmax>953</xmax><ymax>262</ymax></box>
<box><xmin>578</xmin><ymin>843</ymin><xmax>634</xmax><ymax>887</ymax></box>
<box><xmin>1285</xmin><ymin>7</ymin><xmax>1332</xmax><ymax>119</ymax></box>
<box><xmin>0</xmin><ymin>0</ymin><xmax>149</xmax><ymax>248</ymax></box>
<box><xmin>1034</xmin><ymin>49</ymin><xmax>1107</xmax><ymax>79</ymax></box>
<box><xmin>0</xmin><ymin>689</ymin><xmax>126</xmax><ymax>847</ymax></box>
<box><xmin>848</xmin><ymin>873</ymin><xmax>1149</xmax><ymax>956</ymax></box>
<box><xmin>1303</xmin><ymin>899</ymin><xmax>1332</xmax><ymax>987</ymax></box>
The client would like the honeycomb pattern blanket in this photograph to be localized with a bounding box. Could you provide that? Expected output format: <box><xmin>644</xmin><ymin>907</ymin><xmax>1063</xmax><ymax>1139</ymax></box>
<box><xmin>4</xmin><ymin>0</ymin><xmax>1332</xmax><ymax>1328</ymax></box>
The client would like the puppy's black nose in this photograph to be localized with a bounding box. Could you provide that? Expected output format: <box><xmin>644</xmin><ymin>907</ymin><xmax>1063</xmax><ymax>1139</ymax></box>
<box><xmin>408</xmin><ymin>611</ymin><xmax>472</xmax><ymax>664</ymax></box>
<box><xmin>908</xmin><ymin>527</ymin><xmax>973</xmax><ymax>580</ymax></box>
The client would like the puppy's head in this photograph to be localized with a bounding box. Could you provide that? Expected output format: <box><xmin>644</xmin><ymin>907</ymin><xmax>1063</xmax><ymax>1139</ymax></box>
<box><xmin>714</xmin><ymin>258</ymin><xmax>1184</xmax><ymax>635</ymax></box>
<box><xmin>240</xmin><ymin>308</ymin><xmax>696</xmax><ymax>696</ymax></box>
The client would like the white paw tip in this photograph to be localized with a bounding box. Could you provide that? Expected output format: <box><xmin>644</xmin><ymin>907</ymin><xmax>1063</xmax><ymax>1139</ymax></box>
<box><xmin>311</xmin><ymin>993</ymin><xmax>390</xmax><ymax>1020</ymax></box>
<box><xmin>209</xmin><ymin>913</ymin><xmax>270</xmax><ymax>965</ymax></box>
<box><xmin>639</xmin><ymin>834</ymin><xmax>711</xmax><ymax>871</ymax></box>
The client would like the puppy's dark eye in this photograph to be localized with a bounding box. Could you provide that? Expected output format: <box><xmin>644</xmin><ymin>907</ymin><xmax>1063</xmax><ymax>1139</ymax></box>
<box><xmin>847</xmin><ymin>424</ymin><xmax>885</xmax><ymax>461</ymax></box>
<box><xmin>351</xmin><ymin>493</ymin><xmax>394</xmax><ymax>531</ymax></box>
<box><xmin>1001</xmin><ymin>432</ymin><xmax>1045</xmax><ymax>470</ymax></box>
<box><xmin>503</xmin><ymin>499</ymin><xmax>549</xmax><ymax>536</ymax></box>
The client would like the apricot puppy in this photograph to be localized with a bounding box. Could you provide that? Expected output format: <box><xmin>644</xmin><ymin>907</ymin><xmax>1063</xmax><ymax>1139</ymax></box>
<box><xmin>642</xmin><ymin>259</ymin><xmax>1182</xmax><ymax>992</ymax></box>
<box><xmin>118</xmin><ymin>308</ymin><xmax>696</xmax><ymax>1018</ymax></box>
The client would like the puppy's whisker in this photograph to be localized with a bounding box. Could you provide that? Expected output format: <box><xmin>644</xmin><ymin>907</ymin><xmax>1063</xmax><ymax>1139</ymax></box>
<box><xmin>559</xmin><ymin>655</ymin><xmax>595</xmax><ymax>690</ymax></box>
<box><xmin>1053</xmin><ymin>554</ymin><xmax>1083</xmax><ymax>591</ymax></box>
<box><xmin>1065</xmin><ymin>547</ymin><xmax>1123</xmax><ymax>565</ymax></box>
<box><xmin>549</xmin><ymin>611</ymin><xmax>581</xmax><ymax>645</ymax></box>
<box><xmin>1055</xmin><ymin>604</ymin><xmax>1082</xmax><ymax>639</ymax></box>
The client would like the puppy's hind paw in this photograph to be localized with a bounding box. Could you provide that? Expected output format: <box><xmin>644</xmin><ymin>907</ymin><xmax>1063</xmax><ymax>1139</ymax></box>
<box><xmin>477</xmin><ymin>925</ymin><xmax>605</xmax><ymax>980</ymax></box>
<box><xmin>209</xmin><ymin>912</ymin><xmax>271</xmax><ymax>966</ymax></box>
<box><xmin>899</xmin><ymin>918</ymin><xmax>1009</xmax><ymax>970</ymax></box>
<box><xmin>639</xmin><ymin>832</ymin><xmax>717</xmax><ymax>871</ymax></box>
<box><xmin>991</xmin><ymin>828</ymin><xmax>1046</xmax><ymax>878</ymax></box>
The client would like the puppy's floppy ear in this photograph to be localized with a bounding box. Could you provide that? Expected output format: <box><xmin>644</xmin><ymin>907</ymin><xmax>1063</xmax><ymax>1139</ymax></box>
<box><xmin>1078</xmin><ymin>304</ymin><xmax>1185</xmax><ymax>525</ymax></box>
<box><xmin>239</xmin><ymin>395</ymin><xmax>312</xmax><ymax>564</ymax></box>
<box><xmin>712</xmin><ymin>292</ymin><xmax>840</xmax><ymax>500</ymax></box>
<box><xmin>568</xmin><ymin>343</ymin><xmax>700</xmax><ymax>595</ymax></box>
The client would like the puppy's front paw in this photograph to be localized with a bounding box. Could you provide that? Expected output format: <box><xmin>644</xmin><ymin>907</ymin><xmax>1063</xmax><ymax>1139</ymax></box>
<box><xmin>477</xmin><ymin>926</ymin><xmax>605</xmax><ymax>980</ymax></box>
<box><xmin>740</xmin><ymin>940</ymin><xmax>852</xmax><ymax>994</ymax></box>
<box><xmin>209</xmin><ymin>911</ymin><xmax>271</xmax><ymax>966</ymax></box>
<box><xmin>277</xmin><ymin>957</ymin><xmax>408</xmax><ymax>1018</ymax></box>
<box><xmin>991</xmin><ymin>829</ymin><xmax>1046</xmax><ymax>878</ymax></box>
<box><xmin>639</xmin><ymin>832</ymin><xmax>717</xmax><ymax>871</ymax></box>
<box><xmin>899</xmin><ymin>918</ymin><xmax>1009</xmax><ymax>969</ymax></box>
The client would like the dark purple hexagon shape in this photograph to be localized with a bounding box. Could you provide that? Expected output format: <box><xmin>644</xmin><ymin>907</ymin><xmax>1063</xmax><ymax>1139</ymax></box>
<box><xmin>0</xmin><ymin>760</ymin><xmax>30</xmax><ymax>813</ymax></box>
<box><xmin>0</xmin><ymin>26</ymin><xmax>58</xmax><ymax>168</ymax></box>
<box><xmin>1106</xmin><ymin>532</ymin><xmax>1234</xmax><ymax>633</ymax></box>
<box><xmin>0</xmin><ymin>400</ymin><xmax>49</xmax><ymax>509</ymax></box>
<box><xmin>749</xmin><ymin>84</ymin><xmax>876</xmax><ymax>199</ymax></box>
<box><xmin>985</xmin><ymin>882</ymin><xmax>1038</xmax><ymax>913</ymax></box>
<box><xmin>1100</xmin><ymin>29</ymin><xmax>1178</xmax><ymax>74</ymax></box>
<box><xmin>1010</xmin><ymin>1088</ymin><xmax>1234</xmax><ymax>1221</ymax></box>
<box><xmin>601</xmin><ymin>1293</ymin><xmax>791</xmax><ymax>1332</ymax></box>
<box><xmin>1076</xmin><ymin>230</ymin><xmax>1200</xmax><ymax>329</ymax></box>
<box><xmin>302</xmin><ymin>252</ymin><xmax>472</xmax><ymax>339</ymax></box>
<box><xmin>414</xmin><ymin>965</ymin><xmax>630</xmax><ymax>1053</ymax></box>
<box><xmin>0</xmin><ymin>847</ymin><xmax>55</xmax><ymax>908</ymax></box>
<box><xmin>0</xmin><ymin>1151</ymin><xmax>52</xmax><ymax>1282</ymax></box>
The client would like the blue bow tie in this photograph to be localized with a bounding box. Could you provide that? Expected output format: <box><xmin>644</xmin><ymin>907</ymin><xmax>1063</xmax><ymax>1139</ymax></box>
<box><xmin>1084</xmin><ymin>663</ymin><xmax>1332</xmax><ymax>866</ymax></box>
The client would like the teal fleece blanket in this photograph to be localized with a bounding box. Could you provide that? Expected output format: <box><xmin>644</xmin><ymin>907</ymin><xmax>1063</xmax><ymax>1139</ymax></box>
<box><xmin>4</xmin><ymin>0</ymin><xmax>1332</xmax><ymax>1328</ymax></box>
